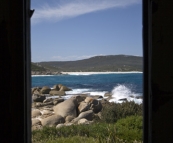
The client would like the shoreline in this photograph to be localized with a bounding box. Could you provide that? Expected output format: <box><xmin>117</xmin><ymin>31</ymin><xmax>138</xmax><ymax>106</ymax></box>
<box><xmin>61</xmin><ymin>71</ymin><xmax>142</xmax><ymax>75</ymax></box>
<box><xmin>32</xmin><ymin>71</ymin><xmax>143</xmax><ymax>76</ymax></box>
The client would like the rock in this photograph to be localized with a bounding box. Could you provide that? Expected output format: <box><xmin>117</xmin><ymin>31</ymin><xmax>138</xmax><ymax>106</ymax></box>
<box><xmin>84</xmin><ymin>97</ymin><xmax>102</xmax><ymax>113</ymax></box>
<box><xmin>84</xmin><ymin>97</ymin><xmax>94</xmax><ymax>103</ymax></box>
<box><xmin>79</xmin><ymin>94</ymin><xmax>88</xmax><ymax>100</ymax></box>
<box><xmin>40</xmin><ymin>107</ymin><xmax>54</xmax><ymax>111</ymax></box>
<box><xmin>118</xmin><ymin>98</ymin><xmax>127</xmax><ymax>101</ymax></box>
<box><xmin>32</xmin><ymin>119</ymin><xmax>41</xmax><ymax>126</ymax></box>
<box><xmin>104</xmin><ymin>92</ymin><xmax>112</xmax><ymax>97</ymax></box>
<box><xmin>32</xmin><ymin>124</ymin><xmax>43</xmax><ymax>131</ymax></box>
<box><xmin>78</xmin><ymin>118</ymin><xmax>93</xmax><ymax>125</ymax></box>
<box><xmin>65</xmin><ymin>116</ymin><xmax>75</xmax><ymax>123</ymax></box>
<box><xmin>39</xmin><ymin>113</ymin><xmax>54</xmax><ymax>119</ymax></box>
<box><xmin>52</xmin><ymin>84</ymin><xmax>60</xmax><ymax>90</ymax></box>
<box><xmin>59</xmin><ymin>85</ymin><xmax>72</xmax><ymax>91</ymax></box>
<box><xmin>32</xmin><ymin>109</ymin><xmax>42</xmax><ymax>118</ymax></box>
<box><xmin>40</xmin><ymin>86</ymin><xmax>51</xmax><ymax>94</ymax></box>
<box><xmin>41</xmin><ymin>115</ymin><xmax>65</xmax><ymax>127</ymax></box>
<box><xmin>78</xmin><ymin>101</ymin><xmax>90</xmax><ymax>113</ymax></box>
<box><xmin>41</xmin><ymin>110</ymin><xmax>53</xmax><ymax>115</ymax></box>
<box><xmin>53</xmin><ymin>98</ymin><xmax>64</xmax><ymax>105</ymax></box>
<box><xmin>33</xmin><ymin>90</ymin><xmax>40</xmax><ymax>95</ymax></box>
<box><xmin>36</xmin><ymin>101</ymin><xmax>54</xmax><ymax>107</ymax></box>
<box><xmin>53</xmin><ymin>98</ymin><xmax>78</xmax><ymax>118</ymax></box>
<box><xmin>32</xmin><ymin>87</ymin><xmax>37</xmax><ymax>94</ymax></box>
<box><xmin>41</xmin><ymin>105</ymin><xmax>54</xmax><ymax>108</ymax></box>
<box><xmin>56</xmin><ymin>124</ymin><xmax>65</xmax><ymax>128</ymax></box>
<box><xmin>32</xmin><ymin>71</ymin><xmax>63</xmax><ymax>75</ymax></box>
<box><xmin>32</xmin><ymin>87</ymin><xmax>42</xmax><ymax>94</ymax></box>
<box><xmin>100</xmin><ymin>99</ymin><xmax>109</xmax><ymax>104</ymax></box>
<box><xmin>89</xmin><ymin>99</ymin><xmax>102</xmax><ymax>113</ymax></box>
<box><xmin>71</xmin><ymin>95</ymin><xmax>84</xmax><ymax>104</ymax></box>
<box><xmin>72</xmin><ymin>110</ymin><xmax>93</xmax><ymax>123</ymax></box>
<box><xmin>32</xmin><ymin>102</ymin><xmax>37</xmax><ymax>108</ymax></box>
<box><xmin>32</xmin><ymin>94</ymin><xmax>46</xmax><ymax>102</ymax></box>
<box><xmin>31</xmin><ymin>87</ymin><xmax>37</xmax><ymax>93</ymax></box>
<box><xmin>43</xmin><ymin>98</ymin><xmax>53</xmax><ymax>103</ymax></box>
<box><xmin>77</xmin><ymin>110</ymin><xmax>93</xmax><ymax>120</ymax></box>
<box><xmin>64</xmin><ymin>123</ymin><xmax>73</xmax><ymax>126</ymax></box>
<box><xmin>58</xmin><ymin>84</ymin><xmax>63</xmax><ymax>89</ymax></box>
<box><xmin>92</xmin><ymin>95</ymin><xmax>103</xmax><ymax>99</ymax></box>
<box><xmin>49</xmin><ymin>90</ymin><xmax>66</xmax><ymax>96</ymax></box>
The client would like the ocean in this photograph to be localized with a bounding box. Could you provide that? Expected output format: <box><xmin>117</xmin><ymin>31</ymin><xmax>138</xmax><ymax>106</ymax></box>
<box><xmin>32</xmin><ymin>72</ymin><xmax>143</xmax><ymax>104</ymax></box>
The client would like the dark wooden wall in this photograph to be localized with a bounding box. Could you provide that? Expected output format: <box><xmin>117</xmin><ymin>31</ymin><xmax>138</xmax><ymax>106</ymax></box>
<box><xmin>143</xmin><ymin>0</ymin><xmax>173</xmax><ymax>142</ymax></box>
<box><xmin>151</xmin><ymin>0</ymin><xmax>173</xmax><ymax>142</ymax></box>
<box><xmin>1</xmin><ymin>0</ymin><xmax>173</xmax><ymax>142</ymax></box>
<box><xmin>0</xmin><ymin>0</ymin><xmax>31</xmax><ymax>142</ymax></box>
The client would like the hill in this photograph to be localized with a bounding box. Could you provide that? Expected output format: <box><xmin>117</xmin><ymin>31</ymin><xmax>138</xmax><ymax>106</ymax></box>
<box><xmin>32</xmin><ymin>55</ymin><xmax>143</xmax><ymax>72</ymax></box>
<box><xmin>31</xmin><ymin>62</ymin><xmax>47</xmax><ymax>71</ymax></box>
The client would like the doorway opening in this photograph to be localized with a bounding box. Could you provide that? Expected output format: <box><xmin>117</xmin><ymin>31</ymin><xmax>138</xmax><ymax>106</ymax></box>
<box><xmin>31</xmin><ymin>1</ymin><xmax>143</xmax><ymax>142</ymax></box>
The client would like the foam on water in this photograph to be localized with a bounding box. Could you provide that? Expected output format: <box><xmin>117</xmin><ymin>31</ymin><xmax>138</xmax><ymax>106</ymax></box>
<box><xmin>66</xmin><ymin>88</ymin><xmax>91</xmax><ymax>94</ymax></box>
<box><xmin>62</xmin><ymin>71</ymin><xmax>142</xmax><ymax>75</ymax></box>
<box><xmin>46</xmin><ymin>85</ymin><xmax>142</xmax><ymax>104</ymax></box>
<box><xmin>109</xmin><ymin>84</ymin><xmax>142</xmax><ymax>104</ymax></box>
<box><xmin>32</xmin><ymin>75</ymin><xmax>56</xmax><ymax>77</ymax></box>
<box><xmin>86</xmin><ymin>91</ymin><xmax>107</xmax><ymax>97</ymax></box>
<box><xmin>66</xmin><ymin>88</ymin><xmax>107</xmax><ymax>97</ymax></box>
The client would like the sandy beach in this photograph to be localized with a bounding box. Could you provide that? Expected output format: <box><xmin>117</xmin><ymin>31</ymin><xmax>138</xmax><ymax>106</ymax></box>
<box><xmin>61</xmin><ymin>71</ymin><xmax>142</xmax><ymax>75</ymax></box>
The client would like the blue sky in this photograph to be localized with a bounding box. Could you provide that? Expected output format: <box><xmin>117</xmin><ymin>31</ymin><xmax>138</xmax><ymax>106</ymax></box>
<box><xmin>31</xmin><ymin>0</ymin><xmax>142</xmax><ymax>62</ymax></box>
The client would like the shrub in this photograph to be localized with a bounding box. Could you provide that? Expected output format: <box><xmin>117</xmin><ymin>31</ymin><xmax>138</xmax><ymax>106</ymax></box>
<box><xmin>101</xmin><ymin>101</ymin><xmax>142</xmax><ymax>123</ymax></box>
<box><xmin>32</xmin><ymin>101</ymin><xmax>143</xmax><ymax>143</ymax></box>
<box><xmin>116</xmin><ymin>115</ymin><xmax>143</xmax><ymax>142</ymax></box>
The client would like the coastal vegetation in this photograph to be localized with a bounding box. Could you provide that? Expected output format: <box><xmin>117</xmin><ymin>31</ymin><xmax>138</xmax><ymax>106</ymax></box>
<box><xmin>32</xmin><ymin>101</ymin><xmax>143</xmax><ymax>143</ymax></box>
<box><xmin>31</xmin><ymin>55</ymin><xmax>143</xmax><ymax>73</ymax></box>
<box><xmin>31</xmin><ymin>62</ymin><xmax>47</xmax><ymax>71</ymax></box>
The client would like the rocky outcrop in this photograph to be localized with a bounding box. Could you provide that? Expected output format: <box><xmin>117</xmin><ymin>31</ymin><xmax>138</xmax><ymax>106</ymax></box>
<box><xmin>72</xmin><ymin>110</ymin><xmax>94</xmax><ymax>123</ymax></box>
<box><xmin>49</xmin><ymin>90</ymin><xmax>66</xmax><ymax>96</ymax></box>
<box><xmin>32</xmin><ymin>109</ymin><xmax>42</xmax><ymax>118</ymax></box>
<box><xmin>32</xmin><ymin>94</ymin><xmax>46</xmax><ymax>102</ymax></box>
<box><xmin>31</xmin><ymin>85</ymin><xmax>104</xmax><ymax>130</ymax></box>
<box><xmin>53</xmin><ymin>98</ymin><xmax>64</xmax><ymax>105</ymax></box>
<box><xmin>31</xmin><ymin>71</ymin><xmax>63</xmax><ymax>75</ymax></box>
<box><xmin>40</xmin><ymin>86</ymin><xmax>51</xmax><ymax>94</ymax></box>
<box><xmin>32</xmin><ymin>119</ymin><xmax>41</xmax><ymax>126</ymax></box>
<box><xmin>53</xmin><ymin>98</ymin><xmax>78</xmax><ymax>118</ymax></box>
<box><xmin>32</xmin><ymin>84</ymin><xmax>71</xmax><ymax>97</ymax></box>
<box><xmin>84</xmin><ymin>97</ymin><xmax>102</xmax><ymax>113</ymax></box>
<box><xmin>78</xmin><ymin>101</ymin><xmax>90</xmax><ymax>113</ymax></box>
<box><xmin>78</xmin><ymin>118</ymin><xmax>93</xmax><ymax>125</ymax></box>
<box><xmin>59</xmin><ymin>85</ymin><xmax>72</xmax><ymax>91</ymax></box>
<box><xmin>41</xmin><ymin>115</ymin><xmax>65</xmax><ymax>127</ymax></box>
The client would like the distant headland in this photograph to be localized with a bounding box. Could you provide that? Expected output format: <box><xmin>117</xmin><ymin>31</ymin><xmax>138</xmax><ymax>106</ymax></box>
<box><xmin>31</xmin><ymin>55</ymin><xmax>143</xmax><ymax>75</ymax></box>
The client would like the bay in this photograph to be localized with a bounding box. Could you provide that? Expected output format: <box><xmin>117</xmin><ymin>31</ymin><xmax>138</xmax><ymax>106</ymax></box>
<box><xmin>32</xmin><ymin>72</ymin><xmax>143</xmax><ymax>104</ymax></box>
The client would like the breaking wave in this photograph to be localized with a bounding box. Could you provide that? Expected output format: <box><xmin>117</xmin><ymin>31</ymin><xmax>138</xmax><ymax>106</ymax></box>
<box><xmin>109</xmin><ymin>84</ymin><xmax>142</xmax><ymax>104</ymax></box>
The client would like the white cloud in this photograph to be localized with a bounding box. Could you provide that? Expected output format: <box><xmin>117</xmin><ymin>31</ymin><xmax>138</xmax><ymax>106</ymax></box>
<box><xmin>32</xmin><ymin>0</ymin><xmax>141</xmax><ymax>24</ymax></box>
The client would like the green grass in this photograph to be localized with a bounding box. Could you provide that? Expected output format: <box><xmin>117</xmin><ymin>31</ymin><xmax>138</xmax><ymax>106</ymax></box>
<box><xmin>32</xmin><ymin>102</ymin><xmax>143</xmax><ymax>143</ymax></box>
<box><xmin>32</xmin><ymin>116</ymin><xmax>143</xmax><ymax>143</ymax></box>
